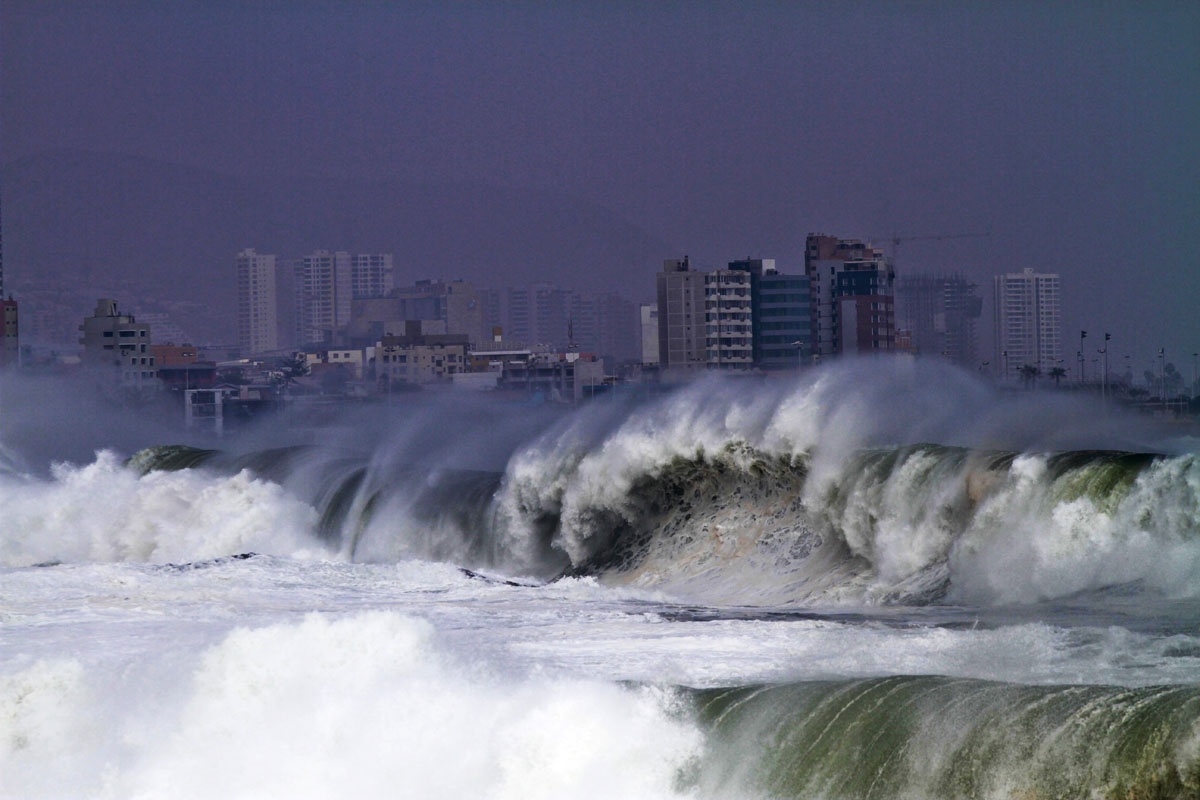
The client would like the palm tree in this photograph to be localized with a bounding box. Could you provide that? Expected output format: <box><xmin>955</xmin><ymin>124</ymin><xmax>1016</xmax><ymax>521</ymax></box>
<box><xmin>1048</xmin><ymin>366</ymin><xmax>1067</xmax><ymax>388</ymax></box>
<box><xmin>1019</xmin><ymin>363</ymin><xmax>1040</xmax><ymax>389</ymax></box>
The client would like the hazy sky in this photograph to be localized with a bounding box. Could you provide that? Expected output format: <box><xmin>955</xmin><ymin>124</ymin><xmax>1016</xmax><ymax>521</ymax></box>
<box><xmin>3</xmin><ymin>1</ymin><xmax>1199</xmax><ymax>369</ymax></box>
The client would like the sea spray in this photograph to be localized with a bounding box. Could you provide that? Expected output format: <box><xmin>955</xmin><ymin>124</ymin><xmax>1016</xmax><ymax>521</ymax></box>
<box><xmin>0</xmin><ymin>451</ymin><xmax>323</xmax><ymax>567</ymax></box>
<box><xmin>2</xmin><ymin>612</ymin><xmax>703</xmax><ymax>800</ymax></box>
<box><xmin>115</xmin><ymin>365</ymin><xmax>1200</xmax><ymax>606</ymax></box>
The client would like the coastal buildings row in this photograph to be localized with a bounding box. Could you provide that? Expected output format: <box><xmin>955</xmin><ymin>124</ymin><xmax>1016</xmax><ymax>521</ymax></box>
<box><xmin>652</xmin><ymin>234</ymin><xmax>1060</xmax><ymax>379</ymax></box>
<box><xmin>234</xmin><ymin>248</ymin><xmax>640</xmax><ymax>365</ymax></box>
<box><xmin>654</xmin><ymin>236</ymin><xmax>900</xmax><ymax>374</ymax></box>
<box><xmin>5</xmin><ymin>233</ymin><xmax>1058</xmax><ymax>389</ymax></box>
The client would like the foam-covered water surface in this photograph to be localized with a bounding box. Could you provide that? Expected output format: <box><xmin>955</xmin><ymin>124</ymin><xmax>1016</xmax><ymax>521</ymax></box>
<box><xmin>3</xmin><ymin>362</ymin><xmax>1198</xmax><ymax>798</ymax></box>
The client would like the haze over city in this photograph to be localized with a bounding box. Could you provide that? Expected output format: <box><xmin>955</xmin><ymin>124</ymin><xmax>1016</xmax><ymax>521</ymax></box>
<box><xmin>5</xmin><ymin>6</ymin><xmax>1200</xmax><ymax>797</ymax></box>
<box><xmin>2</xmin><ymin>1</ymin><xmax>1198</xmax><ymax>367</ymax></box>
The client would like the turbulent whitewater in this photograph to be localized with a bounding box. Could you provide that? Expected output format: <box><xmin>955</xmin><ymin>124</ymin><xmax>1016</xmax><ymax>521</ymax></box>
<box><xmin>2</xmin><ymin>361</ymin><xmax>1198</xmax><ymax>799</ymax></box>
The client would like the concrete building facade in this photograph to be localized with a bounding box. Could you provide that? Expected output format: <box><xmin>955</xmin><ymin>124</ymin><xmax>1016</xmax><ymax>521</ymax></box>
<box><xmin>805</xmin><ymin>234</ymin><xmax>896</xmax><ymax>358</ymax></box>
<box><xmin>378</xmin><ymin>322</ymin><xmax>470</xmax><ymax>385</ymax></box>
<box><xmin>993</xmin><ymin>268</ymin><xmax>1061</xmax><ymax>377</ymax></box>
<box><xmin>756</xmin><ymin>268</ymin><xmax>811</xmax><ymax>370</ymax></box>
<box><xmin>295</xmin><ymin>250</ymin><xmax>353</xmax><ymax>347</ymax></box>
<box><xmin>656</xmin><ymin>257</ymin><xmax>707</xmax><ymax>371</ymax></box>
<box><xmin>704</xmin><ymin>268</ymin><xmax>754</xmax><ymax>369</ymax></box>
<box><xmin>348</xmin><ymin>279</ymin><xmax>484</xmax><ymax>348</ymax></box>
<box><xmin>896</xmin><ymin>273</ymin><xmax>983</xmax><ymax>368</ymax></box>
<box><xmin>236</xmin><ymin>248</ymin><xmax>279</xmax><ymax>355</ymax></box>
<box><xmin>640</xmin><ymin>304</ymin><xmax>660</xmax><ymax>365</ymax></box>
<box><xmin>351</xmin><ymin>253</ymin><xmax>395</xmax><ymax>299</ymax></box>
<box><xmin>79</xmin><ymin>299</ymin><xmax>158</xmax><ymax>390</ymax></box>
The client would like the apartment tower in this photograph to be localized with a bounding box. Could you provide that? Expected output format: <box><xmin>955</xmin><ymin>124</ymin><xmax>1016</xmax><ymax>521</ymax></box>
<box><xmin>656</xmin><ymin>257</ymin><xmax>707</xmax><ymax>370</ymax></box>
<box><xmin>896</xmin><ymin>273</ymin><xmax>982</xmax><ymax>368</ymax></box>
<box><xmin>804</xmin><ymin>234</ymin><xmax>895</xmax><ymax>358</ymax></box>
<box><xmin>993</xmin><ymin>268</ymin><xmax>1061</xmax><ymax>377</ymax></box>
<box><xmin>236</xmin><ymin>248</ymin><xmax>279</xmax><ymax>355</ymax></box>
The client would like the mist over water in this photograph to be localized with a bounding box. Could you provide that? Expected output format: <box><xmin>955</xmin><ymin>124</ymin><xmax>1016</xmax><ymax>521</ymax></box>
<box><xmin>3</xmin><ymin>359</ymin><xmax>1198</xmax><ymax>799</ymax></box>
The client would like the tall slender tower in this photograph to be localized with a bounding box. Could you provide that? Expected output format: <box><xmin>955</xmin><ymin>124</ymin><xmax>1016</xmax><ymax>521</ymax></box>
<box><xmin>993</xmin><ymin>268</ymin><xmax>1061</xmax><ymax>377</ymax></box>
<box><xmin>656</xmin><ymin>256</ymin><xmax>707</xmax><ymax>370</ymax></box>
<box><xmin>236</xmin><ymin>249</ymin><xmax>279</xmax><ymax>355</ymax></box>
<box><xmin>295</xmin><ymin>250</ymin><xmax>352</xmax><ymax>347</ymax></box>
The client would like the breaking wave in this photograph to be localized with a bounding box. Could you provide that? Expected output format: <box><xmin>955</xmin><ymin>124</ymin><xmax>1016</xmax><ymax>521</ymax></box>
<box><xmin>5</xmin><ymin>610</ymin><xmax>1197</xmax><ymax>800</ymax></box>
<box><xmin>691</xmin><ymin>676</ymin><xmax>1200</xmax><ymax>799</ymax></box>
<box><xmin>1</xmin><ymin>612</ymin><xmax>701</xmax><ymax>800</ymax></box>
<box><xmin>13</xmin><ymin>362</ymin><xmax>1200</xmax><ymax>606</ymax></box>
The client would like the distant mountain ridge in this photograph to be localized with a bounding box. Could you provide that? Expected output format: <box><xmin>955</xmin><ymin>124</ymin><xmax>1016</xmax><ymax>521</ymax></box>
<box><xmin>1</xmin><ymin>150</ymin><xmax>671</xmax><ymax>339</ymax></box>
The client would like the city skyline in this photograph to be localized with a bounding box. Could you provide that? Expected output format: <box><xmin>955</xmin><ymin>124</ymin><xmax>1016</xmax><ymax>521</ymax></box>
<box><xmin>1</xmin><ymin>2</ymin><xmax>1198</xmax><ymax>368</ymax></box>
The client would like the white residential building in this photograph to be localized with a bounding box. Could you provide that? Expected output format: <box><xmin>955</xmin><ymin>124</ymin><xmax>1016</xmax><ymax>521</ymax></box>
<box><xmin>236</xmin><ymin>249</ymin><xmax>278</xmax><ymax>355</ymax></box>
<box><xmin>351</xmin><ymin>253</ymin><xmax>395</xmax><ymax>299</ymax></box>
<box><xmin>993</xmin><ymin>268</ymin><xmax>1061</xmax><ymax>377</ymax></box>
<box><xmin>703</xmin><ymin>268</ymin><xmax>754</xmax><ymax>369</ymax></box>
<box><xmin>296</xmin><ymin>250</ymin><xmax>353</xmax><ymax>347</ymax></box>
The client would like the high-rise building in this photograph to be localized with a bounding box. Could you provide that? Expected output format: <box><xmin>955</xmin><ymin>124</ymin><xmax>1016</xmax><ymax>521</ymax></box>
<box><xmin>704</xmin><ymin>267</ymin><xmax>754</xmax><ymax>369</ymax></box>
<box><xmin>351</xmin><ymin>254</ymin><xmax>394</xmax><ymax>299</ymax></box>
<box><xmin>993</xmin><ymin>268</ymin><xmax>1061</xmax><ymax>377</ymax></box>
<box><xmin>656</xmin><ymin>257</ymin><xmax>707</xmax><ymax>370</ymax></box>
<box><xmin>236</xmin><ymin>248</ymin><xmax>278</xmax><ymax>355</ymax></box>
<box><xmin>79</xmin><ymin>299</ymin><xmax>158</xmax><ymax>390</ymax></box>
<box><xmin>479</xmin><ymin>288</ymin><xmax>503</xmax><ymax>338</ymax></box>
<box><xmin>640</xmin><ymin>304</ymin><xmax>660</xmax><ymax>364</ymax></box>
<box><xmin>896</xmin><ymin>273</ymin><xmax>982</xmax><ymax>368</ymax></box>
<box><xmin>295</xmin><ymin>250</ymin><xmax>353</xmax><ymax>347</ymax></box>
<box><xmin>347</xmin><ymin>279</ymin><xmax>484</xmax><ymax>347</ymax></box>
<box><xmin>591</xmin><ymin>292</ymin><xmax>639</xmax><ymax>363</ymax></box>
<box><xmin>755</xmin><ymin>266</ymin><xmax>811</xmax><ymax>370</ymax></box>
<box><xmin>805</xmin><ymin>234</ymin><xmax>896</xmax><ymax>358</ymax></box>
<box><xmin>499</xmin><ymin>283</ymin><xmax>573</xmax><ymax>349</ymax></box>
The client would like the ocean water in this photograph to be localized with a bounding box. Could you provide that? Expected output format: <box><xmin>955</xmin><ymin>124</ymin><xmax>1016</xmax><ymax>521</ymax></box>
<box><xmin>2</xmin><ymin>361</ymin><xmax>1198</xmax><ymax>799</ymax></box>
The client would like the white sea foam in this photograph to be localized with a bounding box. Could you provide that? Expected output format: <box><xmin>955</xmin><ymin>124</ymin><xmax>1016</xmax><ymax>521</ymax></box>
<box><xmin>1</xmin><ymin>612</ymin><xmax>702</xmax><ymax>800</ymax></box>
<box><xmin>487</xmin><ymin>364</ymin><xmax>1200</xmax><ymax>605</ymax></box>
<box><xmin>0</xmin><ymin>451</ymin><xmax>324</xmax><ymax>567</ymax></box>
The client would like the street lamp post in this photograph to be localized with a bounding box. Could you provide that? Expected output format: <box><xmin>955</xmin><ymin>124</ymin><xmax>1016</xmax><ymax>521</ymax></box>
<box><xmin>791</xmin><ymin>341</ymin><xmax>805</xmax><ymax>372</ymax></box>
<box><xmin>1159</xmin><ymin>348</ymin><xmax>1167</xmax><ymax>413</ymax></box>
<box><xmin>1079</xmin><ymin>330</ymin><xmax>1088</xmax><ymax>383</ymax></box>
<box><xmin>1099</xmin><ymin>333</ymin><xmax>1110</xmax><ymax>402</ymax></box>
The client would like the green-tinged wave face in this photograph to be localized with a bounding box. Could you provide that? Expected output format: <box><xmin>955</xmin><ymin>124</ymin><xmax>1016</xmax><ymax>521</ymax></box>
<box><xmin>126</xmin><ymin>444</ymin><xmax>220</xmax><ymax>474</ymax></box>
<box><xmin>124</xmin><ymin>438</ymin><xmax>1199</xmax><ymax>605</ymax></box>
<box><xmin>688</xmin><ymin>677</ymin><xmax>1200</xmax><ymax>800</ymax></box>
<box><xmin>1046</xmin><ymin>450</ymin><xmax>1161</xmax><ymax>512</ymax></box>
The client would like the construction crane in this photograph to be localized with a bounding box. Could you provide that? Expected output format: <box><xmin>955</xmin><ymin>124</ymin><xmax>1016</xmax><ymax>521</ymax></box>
<box><xmin>871</xmin><ymin>231</ymin><xmax>991</xmax><ymax>272</ymax></box>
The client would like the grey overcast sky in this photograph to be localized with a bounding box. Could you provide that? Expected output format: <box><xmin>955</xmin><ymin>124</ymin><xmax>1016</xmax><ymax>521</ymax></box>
<box><xmin>2</xmin><ymin>1</ymin><xmax>1198</xmax><ymax>368</ymax></box>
